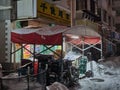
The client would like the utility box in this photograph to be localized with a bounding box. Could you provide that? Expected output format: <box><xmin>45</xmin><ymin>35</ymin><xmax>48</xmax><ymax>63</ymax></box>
<box><xmin>79</xmin><ymin>56</ymin><xmax>88</xmax><ymax>74</ymax></box>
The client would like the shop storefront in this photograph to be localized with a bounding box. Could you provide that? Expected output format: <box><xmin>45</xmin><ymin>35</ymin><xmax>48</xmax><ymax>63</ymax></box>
<box><xmin>11</xmin><ymin>0</ymin><xmax>71</xmax><ymax>65</ymax></box>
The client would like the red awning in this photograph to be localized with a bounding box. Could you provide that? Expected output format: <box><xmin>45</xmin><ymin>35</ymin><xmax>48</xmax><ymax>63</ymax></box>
<box><xmin>11</xmin><ymin>25</ymin><xmax>67</xmax><ymax>45</ymax></box>
<box><xmin>66</xmin><ymin>34</ymin><xmax>101</xmax><ymax>45</ymax></box>
<box><xmin>11</xmin><ymin>32</ymin><xmax>62</xmax><ymax>45</ymax></box>
<box><xmin>11</xmin><ymin>25</ymin><xmax>101</xmax><ymax>45</ymax></box>
<box><xmin>69</xmin><ymin>36</ymin><xmax>101</xmax><ymax>45</ymax></box>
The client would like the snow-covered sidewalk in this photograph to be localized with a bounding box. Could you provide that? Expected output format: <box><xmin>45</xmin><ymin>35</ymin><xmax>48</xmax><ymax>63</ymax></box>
<box><xmin>1</xmin><ymin>56</ymin><xmax>120</xmax><ymax>90</ymax></box>
<box><xmin>79</xmin><ymin>74</ymin><xmax>120</xmax><ymax>90</ymax></box>
<box><xmin>77</xmin><ymin>57</ymin><xmax>120</xmax><ymax>90</ymax></box>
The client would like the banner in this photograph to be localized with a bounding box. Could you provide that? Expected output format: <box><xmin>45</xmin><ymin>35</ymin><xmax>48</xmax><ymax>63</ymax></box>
<box><xmin>37</xmin><ymin>0</ymin><xmax>71</xmax><ymax>25</ymax></box>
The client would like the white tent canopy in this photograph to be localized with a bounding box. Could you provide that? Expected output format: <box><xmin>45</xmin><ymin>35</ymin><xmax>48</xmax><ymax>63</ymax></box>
<box><xmin>12</xmin><ymin>25</ymin><xmax>67</xmax><ymax>35</ymax></box>
<box><xmin>64</xmin><ymin>25</ymin><xmax>102</xmax><ymax>60</ymax></box>
<box><xmin>64</xmin><ymin>25</ymin><xmax>101</xmax><ymax>37</ymax></box>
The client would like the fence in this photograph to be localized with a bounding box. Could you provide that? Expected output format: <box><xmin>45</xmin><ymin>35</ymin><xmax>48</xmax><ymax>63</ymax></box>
<box><xmin>0</xmin><ymin>68</ymin><xmax>47</xmax><ymax>90</ymax></box>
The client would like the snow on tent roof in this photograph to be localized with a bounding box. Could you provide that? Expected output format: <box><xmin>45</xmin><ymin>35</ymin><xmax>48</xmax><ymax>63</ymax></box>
<box><xmin>11</xmin><ymin>25</ymin><xmax>68</xmax><ymax>45</ymax></box>
<box><xmin>64</xmin><ymin>25</ymin><xmax>101</xmax><ymax>37</ymax></box>
<box><xmin>11</xmin><ymin>25</ymin><xmax>101</xmax><ymax>45</ymax></box>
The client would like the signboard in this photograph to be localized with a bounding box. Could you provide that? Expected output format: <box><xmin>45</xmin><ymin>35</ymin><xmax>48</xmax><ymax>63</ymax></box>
<box><xmin>17</xmin><ymin>0</ymin><xmax>37</xmax><ymax>19</ymax></box>
<box><xmin>37</xmin><ymin>0</ymin><xmax>71</xmax><ymax>25</ymax></box>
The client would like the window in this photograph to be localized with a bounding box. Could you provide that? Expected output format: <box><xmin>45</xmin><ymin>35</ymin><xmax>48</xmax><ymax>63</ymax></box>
<box><xmin>108</xmin><ymin>0</ymin><xmax>111</xmax><ymax>6</ymax></box>
<box><xmin>52</xmin><ymin>0</ymin><xmax>60</xmax><ymax>1</ymax></box>
<box><xmin>76</xmin><ymin>0</ymin><xmax>87</xmax><ymax>10</ymax></box>
<box><xmin>103</xmin><ymin>10</ymin><xmax>107</xmax><ymax>22</ymax></box>
<box><xmin>116</xmin><ymin>9</ymin><xmax>120</xmax><ymax>16</ymax></box>
<box><xmin>116</xmin><ymin>24</ymin><xmax>120</xmax><ymax>31</ymax></box>
<box><xmin>90</xmin><ymin>0</ymin><xmax>95</xmax><ymax>13</ymax></box>
<box><xmin>97</xmin><ymin>8</ymin><xmax>101</xmax><ymax>18</ymax></box>
<box><xmin>108</xmin><ymin>16</ymin><xmax>111</xmax><ymax>26</ymax></box>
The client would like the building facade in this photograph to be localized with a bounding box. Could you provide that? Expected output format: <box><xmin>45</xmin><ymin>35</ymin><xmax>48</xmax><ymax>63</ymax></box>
<box><xmin>0</xmin><ymin>0</ymin><xmax>12</xmax><ymax>63</ymax></box>
<box><xmin>113</xmin><ymin>0</ymin><xmax>120</xmax><ymax>55</ymax></box>
<box><xmin>66</xmin><ymin>0</ymin><xmax>118</xmax><ymax>59</ymax></box>
<box><xmin>0</xmin><ymin>0</ymin><xmax>120</xmax><ymax>64</ymax></box>
<box><xmin>97</xmin><ymin>0</ymin><xmax>116</xmax><ymax>58</ymax></box>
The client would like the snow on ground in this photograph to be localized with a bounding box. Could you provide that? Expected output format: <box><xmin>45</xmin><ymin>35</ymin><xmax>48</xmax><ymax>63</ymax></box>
<box><xmin>1</xmin><ymin>56</ymin><xmax>120</xmax><ymax>90</ymax></box>
<box><xmin>77</xmin><ymin>57</ymin><xmax>120</xmax><ymax>90</ymax></box>
<box><xmin>79</xmin><ymin>75</ymin><xmax>120</xmax><ymax>90</ymax></box>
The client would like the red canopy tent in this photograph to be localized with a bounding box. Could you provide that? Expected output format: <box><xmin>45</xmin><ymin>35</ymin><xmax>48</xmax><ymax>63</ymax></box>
<box><xmin>11</xmin><ymin>25</ymin><xmax>68</xmax><ymax>67</ymax></box>
<box><xmin>11</xmin><ymin>25</ymin><xmax>68</xmax><ymax>45</ymax></box>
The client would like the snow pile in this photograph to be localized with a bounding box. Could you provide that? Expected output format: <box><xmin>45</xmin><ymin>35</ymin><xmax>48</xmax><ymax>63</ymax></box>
<box><xmin>99</xmin><ymin>56</ymin><xmax>120</xmax><ymax>75</ymax></box>
<box><xmin>47</xmin><ymin>82</ymin><xmax>69</xmax><ymax>90</ymax></box>
<box><xmin>86</xmin><ymin>58</ymin><xmax>120</xmax><ymax>77</ymax></box>
<box><xmin>86</xmin><ymin>61</ymin><xmax>105</xmax><ymax>76</ymax></box>
<box><xmin>79</xmin><ymin>75</ymin><xmax>120</xmax><ymax>90</ymax></box>
<box><xmin>78</xmin><ymin>56</ymin><xmax>120</xmax><ymax>90</ymax></box>
<box><xmin>64</xmin><ymin>51</ymin><xmax>81</xmax><ymax>61</ymax></box>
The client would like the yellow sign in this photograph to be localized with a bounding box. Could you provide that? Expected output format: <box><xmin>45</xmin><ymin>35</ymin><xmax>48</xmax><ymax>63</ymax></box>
<box><xmin>37</xmin><ymin>0</ymin><xmax>71</xmax><ymax>25</ymax></box>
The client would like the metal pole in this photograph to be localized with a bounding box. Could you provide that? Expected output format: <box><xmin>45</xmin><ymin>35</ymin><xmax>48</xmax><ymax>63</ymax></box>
<box><xmin>27</xmin><ymin>66</ymin><xmax>30</xmax><ymax>90</ymax></box>
<box><xmin>89</xmin><ymin>52</ymin><xmax>93</xmax><ymax>77</ymax></box>
<box><xmin>13</xmin><ymin>43</ymin><xmax>16</xmax><ymax>69</ymax></box>
<box><xmin>10</xmin><ymin>43</ymin><xmax>12</xmax><ymax>64</ymax></box>
<box><xmin>21</xmin><ymin>44</ymin><xmax>23</xmax><ymax>60</ymax></box>
<box><xmin>0</xmin><ymin>78</ymin><xmax>3</xmax><ymax>90</ymax></box>
<box><xmin>33</xmin><ymin>44</ymin><xmax>36</xmax><ymax>75</ymax></box>
<box><xmin>60</xmin><ymin>34</ymin><xmax>64</xmax><ymax>82</ymax></box>
<box><xmin>100</xmin><ymin>37</ymin><xmax>103</xmax><ymax>59</ymax></box>
<box><xmin>70</xmin><ymin>0</ymin><xmax>73</xmax><ymax>27</ymax></box>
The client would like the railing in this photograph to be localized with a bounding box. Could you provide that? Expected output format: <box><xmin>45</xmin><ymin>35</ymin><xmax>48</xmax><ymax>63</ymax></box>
<box><xmin>0</xmin><ymin>67</ymin><xmax>47</xmax><ymax>90</ymax></box>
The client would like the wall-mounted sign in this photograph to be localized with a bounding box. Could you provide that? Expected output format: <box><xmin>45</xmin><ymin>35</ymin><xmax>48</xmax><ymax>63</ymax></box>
<box><xmin>17</xmin><ymin>0</ymin><xmax>37</xmax><ymax>19</ymax></box>
<box><xmin>37</xmin><ymin>0</ymin><xmax>71</xmax><ymax>25</ymax></box>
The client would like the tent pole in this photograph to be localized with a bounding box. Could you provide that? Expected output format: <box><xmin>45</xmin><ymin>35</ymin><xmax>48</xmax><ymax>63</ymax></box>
<box><xmin>60</xmin><ymin>34</ymin><xmax>64</xmax><ymax>82</ymax></box>
<box><xmin>21</xmin><ymin>44</ymin><xmax>23</xmax><ymax>63</ymax></box>
<box><xmin>33</xmin><ymin>44</ymin><xmax>36</xmax><ymax>75</ymax></box>
<box><xmin>33</xmin><ymin>44</ymin><xmax>36</xmax><ymax>62</ymax></box>
<box><xmin>82</xmin><ymin>37</ymin><xmax>85</xmax><ymax>56</ymax></box>
<box><xmin>10</xmin><ymin>43</ymin><xmax>12</xmax><ymax>64</ymax></box>
<box><xmin>100</xmin><ymin>37</ymin><xmax>103</xmax><ymax>59</ymax></box>
<box><xmin>13</xmin><ymin>43</ymin><xmax>16</xmax><ymax>69</ymax></box>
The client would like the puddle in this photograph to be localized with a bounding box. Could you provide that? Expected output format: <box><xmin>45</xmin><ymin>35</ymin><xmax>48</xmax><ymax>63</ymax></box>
<box><xmin>90</xmin><ymin>78</ymin><xmax>104</xmax><ymax>82</ymax></box>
